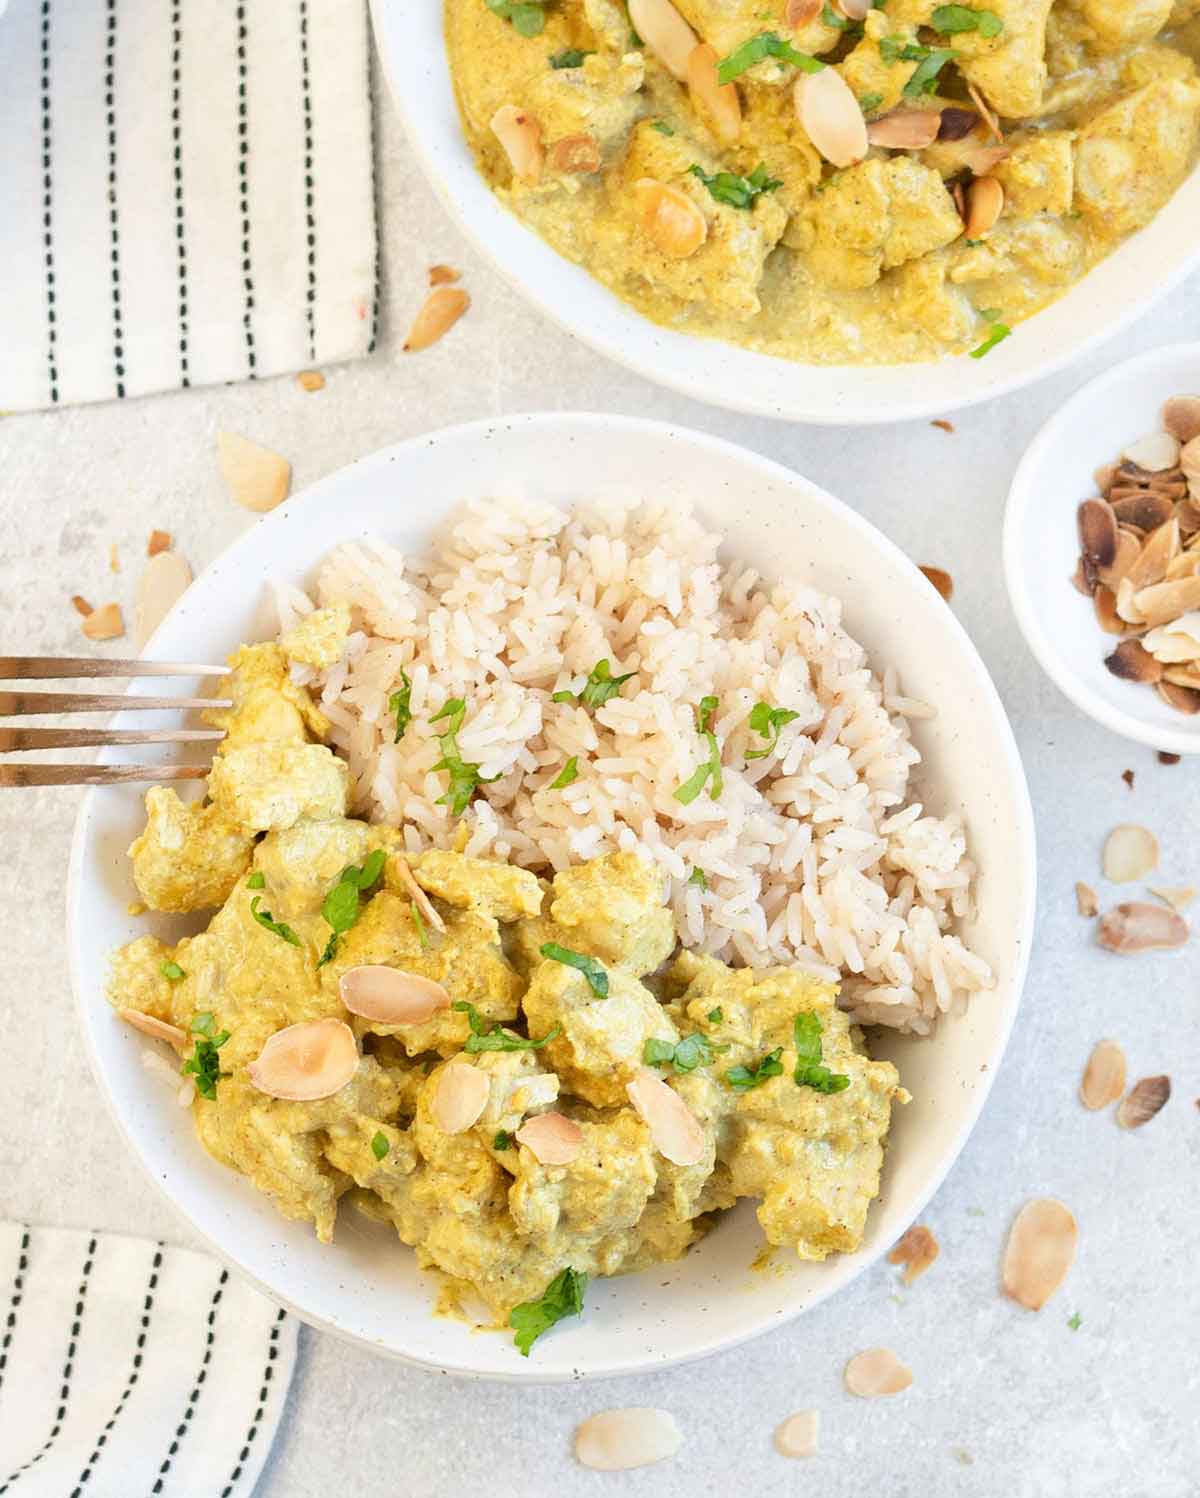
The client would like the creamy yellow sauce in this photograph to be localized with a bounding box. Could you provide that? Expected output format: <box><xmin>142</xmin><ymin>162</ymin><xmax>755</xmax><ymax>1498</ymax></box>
<box><xmin>109</xmin><ymin>628</ymin><xmax>906</xmax><ymax>1346</ymax></box>
<box><xmin>446</xmin><ymin>0</ymin><xmax>1200</xmax><ymax>364</ymax></box>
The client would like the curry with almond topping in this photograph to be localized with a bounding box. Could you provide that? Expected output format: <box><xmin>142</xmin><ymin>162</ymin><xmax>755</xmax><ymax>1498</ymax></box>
<box><xmin>445</xmin><ymin>0</ymin><xmax>1200</xmax><ymax>363</ymax></box>
<box><xmin>109</xmin><ymin>630</ymin><xmax>907</xmax><ymax>1355</ymax></box>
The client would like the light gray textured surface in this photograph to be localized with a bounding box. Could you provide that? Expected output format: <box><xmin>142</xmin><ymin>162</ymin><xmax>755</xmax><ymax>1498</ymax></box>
<box><xmin>2</xmin><ymin>68</ymin><xmax>1199</xmax><ymax>1498</ymax></box>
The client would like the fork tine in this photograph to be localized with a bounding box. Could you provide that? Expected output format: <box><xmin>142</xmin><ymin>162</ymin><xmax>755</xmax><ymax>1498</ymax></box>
<box><xmin>0</xmin><ymin>657</ymin><xmax>227</xmax><ymax>679</ymax></box>
<box><xmin>0</xmin><ymin>726</ymin><xmax>227</xmax><ymax>751</ymax></box>
<box><xmin>0</xmin><ymin>691</ymin><xmax>231</xmax><ymax>716</ymax></box>
<box><xmin>0</xmin><ymin>764</ymin><xmax>212</xmax><ymax>787</ymax></box>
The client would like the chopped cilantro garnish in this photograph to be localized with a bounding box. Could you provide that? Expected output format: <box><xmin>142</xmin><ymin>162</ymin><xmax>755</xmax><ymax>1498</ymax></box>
<box><xmin>494</xmin><ymin>1129</ymin><xmax>514</xmax><ymax>1151</ymax></box>
<box><xmin>822</xmin><ymin>2</ymin><xmax>857</xmax><ymax>28</ymax></box>
<box><xmin>707</xmin><ymin>1006</ymin><xmax>724</xmax><ymax>1024</ymax></box>
<box><xmin>411</xmin><ymin>901</ymin><xmax>430</xmax><ymax>949</ymax></box>
<box><xmin>674</xmin><ymin>698</ymin><xmax>724</xmax><ymax>804</ymax></box>
<box><xmin>191</xmin><ymin>1012</ymin><xmax>216</xmax><ymax>1037</ymax></box>
<box><xmin>858</xmin><ymin>90</ymin><xmax>884</xmax><ymax>113</ymax></box>
<box><xmin>745</xmin><ymin>700</ymin><xmax>801</xmax><ymax>760</ymax></box>
<box><xmin>716</xmin><ymin>31</ymin><xmax>824</xmax><ymax>83</ymax></box>
<box><xmin>977</xmin><ymin>306</ymin><xmax>1001</xmax><ymax>320</ymax></box>
<box><xmin>371</xmin><ymin>1131</ymin><xmax>390</xmax><ymax>1161</ymax></box>
<box><xmin>453</xmin><ymin>1000</ymin><xmax>560</xmax><ymax>1052</ymax></box>
<box><xmin>688</xmin><ymin>867</ymin><xmax>708</xmax><ymax>889</ymax></box>
<box><xmin>1067</xmin><ymin>1311</ymin><xmax>1082</xmax><ymax>1331</ymax></box>
<box><xmin>250</xmin><ymin>894</ymin><xmax>302</xmax><ymax>947</ymax></box>
<box><xmin>931</xmin><ymin>3</ymin><xmax>1002</xmax><ymax>33</ymax></box>
<box><xmin>509</xmin><ymin>1266</ymin><xmax>588</xmax><ymax>1355</ymax></box>
<box><xmin>388</xmin><ymin>670</ymin><xmax>413</xmax><ymax>742</ymax></box>
<box><xmin>651</xmin><ymin>118</ymin><xmax>675</xmax><ymax>135</ymax></box>
<box><xmin>316</xmin><ymin>849</ymin><xmax>386</xmax><ymax>968</ymax></box>
<box><xmin>550</xmin><ymin>755</ymin><xmax>580</xmax><ymax>789</ymax></box>
<box><xmin>970</xmin><ymin>322</ymin><xmax>1011</xmax><ymax>358</ymax></box>
<box><xmin>430</xmin><ymin>698</ymin><xmax>499</xmax><ymax>817</ymax></box>
<box><xmin>182</xmin><ymin>1028</ymin><xmax>230</xmax><ymax>1100</ymax></box>
<box><xmin>899</xmin><ymin>44</ymin><xmax>959</xmax><ymax>96</ymax></box>
<box><xmin>484</xmin><ymin>0</ymin><xmax>548</xmax><ymax>37</ymax></box>
<box><xmin>690</xmin><ymin>162</ymin><xmax>782</xmax><ymax>210</ymax></box>
<box><xmin>554</xmin><ymin>659</ymin><xmax>636</xmax><ymax>709</ymax></box>
<box><xmin>643</xmin><ymin>1032</ymin><xmax>725</xmax><ymax>1074</ymax></box>
<box><xmin>726</xmin><ymin>1047</ymin><xmax>784</xmax><ymax>1091</ymax></box>
<box><xmin>160</xmin><ymin>960</ymin><xmax>186</xmax><ymax>982</ymax></box>
<box><xmin>538</xmin><ymin>942</ymin><xmax>609</xmax><ymax>999</ymax></box>
<box><xmin>549</xmin><ymin>47</ymin><xmax>592</xmax><ymax>67</ymax></box>
<box><xmin>792</xmin><ymin>1010</ymin><xmax>851</xmax><ymax>1093</ymax></box>
<box><xmin>247</xmin><ymin>871</ymin><xmax>265</xmax><ymax>889</ymax></box>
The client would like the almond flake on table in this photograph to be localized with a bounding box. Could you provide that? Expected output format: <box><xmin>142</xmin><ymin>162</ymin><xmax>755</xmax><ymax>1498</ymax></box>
<box><xmin>1102</xmin><ymin>824</ymin><xmax>1159</xmax><ymax>882</ymax></box>
<box><xmin>1002</xmin><ymin>1198</ymin><xmax>1077</xmax><ymax>1310</ymax></box>
<box><xmin>403</xmin><ymin>287</ymin><xmax>471</xmax><ymax>352</ymax></box>
<box><xmin>1097</xmin><ymin>901</ymin><xmax>1188</xmax><ymax>952</ymax></box>
<box><xmin>1079</xmin><ymin>1039</ymin><xmax>1126</xmax><ymax>1110</ymax></box>
<box><xmin>844</xmin><ymin>1347</ymin><xmax>912</xmax><ymax>1397</ymax></box>
<box><xmin>1117</xmin><ymin>1074</ymin><xmax>1171</xmax><ymax>1129</ymax></box>
<box><xmin>888</xmin><ymin>1224</ymin><xmax>939</xmax><ymax>1284</ymax></box>
<box><xmin>1148</xmin><ymin>885</ymin><xmax>1196</xmax><ymax>911</ymax></box>
<box><xmin>774</xmin><ymin>1409</ymin><xmax>820</xmax><ymax>1459</ymax></box>
<box><xmin>1075</xmin><ymin>881</ymin><xmax>1099</xmax><ymax>917</ymax></box>
<box><xmin>930</xmin><ymin>419</ymin><xmax>954</xmax><ymax>433</ymax></box>
<box><xmin>135</xmin><ymin>550</ymin><xmax>192</xmax><ymax>650</ymax></box>
<box><xmin>81</xmin><ymin>601</ymin><xmax>124</xmax><ymax>641</ymax></box>
<box><xmin>429</xmin><ymin>264</ymin><xmax>461</xmax><ymax>286</ymax></box>
<box><xmin>217</xmin><ymin>430</ymin><xmax>292</xmax><ymax>512</ymax></box>
<box><xmin>296</xmin><ymin>370</ymin><xmax>326</xmax><ymax>392</ymax></box>
<box><xmin>919</xmin><ymin>565</ymin><xmax>953</xmax><ymax>602</ymax></box>
<box><xmin>147</xmin><ymin>528</ymin><xmax>172</xmax><ymax>556</ymax></box>
<box><xmin>574</xmin><ymin>1408</ymin><xmax>682</xmax><ymax>1471</ymax></box>
<box><xmin>71</xmin><ymin>594</ymin><xmax>93</xmax><ymax>616</ymax></box>
<box><xmin>109</xmin><ymin>543</ymin><xmax>120</xmax><ymax>572</ymax></box>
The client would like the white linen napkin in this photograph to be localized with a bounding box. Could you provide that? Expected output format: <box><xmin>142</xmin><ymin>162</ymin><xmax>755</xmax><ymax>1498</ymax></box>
<box><xmin>0</xmin><ymin>0</ymin><xmax>377</xmax><ymax>412</ymax></box>
<box><xmin>0</xmin><ymin>1221</ymin><xmax>298</xmax><ymax>1498</ymax></box>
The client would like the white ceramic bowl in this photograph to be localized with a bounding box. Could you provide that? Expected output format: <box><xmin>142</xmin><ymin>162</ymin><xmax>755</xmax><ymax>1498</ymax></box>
<box><xmin>369</xmin><ymin>1</ymin><xmax>1200</xmax><ymax>425</ymax></box>
<box><xmin>1004</xmin><ymin>342</ymin><xmax>1200</xmax><ymax>755</ymax></box>
<box><xmin>69</xmin><ymin>414</ymin><xmax>1036</xmax><ymax>1380</ymax></box>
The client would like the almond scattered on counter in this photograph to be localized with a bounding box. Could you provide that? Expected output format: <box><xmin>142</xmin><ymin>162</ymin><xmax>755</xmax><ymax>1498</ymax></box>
<box><xmin>1097</xmin><ymin>900</ymin><xmax>1188</xmax><ymax>953</ymax></box>
<box><xmin>403</xmin><ymin>286</ymin><xmax>472</xmax><ymax>352</ymax></box>
<box><xmin>774</xmin><ymin>1410</ymin><xmax>820</xmax><ymax>1459</ymax></box>
<box><xmin>81</xmin><ymin>601</ymin><xmax>125</xmax><ymax>641</ymax></box>
<box><xmin>1158</xmin><ymin>750</ymin><xmax>1181</xmax><ymax>764</ymax></box>
<box><xmin>1102</xmin><ymin>824</ymin><xmax>1158</xmax><ymax>882</ymax></box>
<box><xmin>575</xmin><ymin>1408</ymin><xmax>682</xmax><ymax>1471</ymax></box>
<box><xmin>1002</xmin><ymin>1197</ymin><xmax>1077</xmax><ymax>1311</ymax></box>
<box><xmin>930</xmin><ymin>419</ymin><xmax>954</xmax><ymax>433</ymax></box>
<box><xmin>1117</xmin><ymin>1074</ymin><xmax>1170</xmax><ymax>1129</ymax></box>
<box><xmin>147</xmin><ymin>529</ymin><xmax>172</xmax><ymax>556</ymax></box>
<box><xmin>1079</xmin><ymin>1039</ymin><xmax>1126</xmax><ymax>1110</ymax></box>
<box><xmin>844</xmin><ymin>1347</ymin><xmax>913</xmax><ymax>1397</ymax></box>
<box><xmin>109</xmin><ymin>543</ymin><xmax>120</xmax><ymax>573</ymax></box>
<box><xmin>429</xmin><ymin>264</ymin><xmax>461</xmax><ymax>286</ymax></box>
<box><xmin>135</xmin><ymin>550</ymin><xmax>192</xmax><ymax>650</ymax></box>
<box><xmin>297</xmin><ymin>370</ymin><xmax>326</xmax><ymax>392</ymax></box>
<box><xmin>1148</xmin><ymin>885</ymin><xmax>1196</xmax><ymax>911</ymax></box>
<box><xmin>71</xmin><ymin>594</ymin><xmax>94</xmax><ymax>616</ymax></box>
<box><xmin>217</xmin><ymin>430</ymin><xmax>292</xmax><ymax>513</ymax></box>
<box><xmin>887</xmin><ymin>1224</ymin><xmax>939</xmax><ymax>1284</ymax></box>
<box><xmin>1075</xmin><ymin>881</ymin><xmax>1099</xmax><ymax>917</ymax></box>
<box><xmin>919</xmin><ymin>565</ymin><xmax>954</xmax><ymax>602</ymax></box>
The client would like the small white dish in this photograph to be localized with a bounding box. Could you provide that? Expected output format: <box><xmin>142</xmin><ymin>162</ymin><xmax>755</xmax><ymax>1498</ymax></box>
<box><xmin>369</xmin><ymin>0</ymin><xmax>1200</xmax><ymax>425</ymax></box>
<box><xmin>68</xmin><ymin>413</ymin><xmax>1035</xmax><ymax>1380</ymax></box>
<box><xmin>1004</xmin><ymin>342</ymin><xmax>1200</xmax><ymax>755</ymax></box>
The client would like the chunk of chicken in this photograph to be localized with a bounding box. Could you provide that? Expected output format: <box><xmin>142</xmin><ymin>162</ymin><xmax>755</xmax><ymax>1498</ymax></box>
<box><xmin>128</xmin><ymin>788</ymin><xmax>254</xmax><ymax>913</ymax></box>
<box><xmin>993</xmin><ymin>130</ymin><xmax>1075</xmax><ymax>216</ymax></box>
<box><xmin>1073</xmin><ymin>77</ymin><xmax>1200</xmax><ymax>235</ymax></box>
<box><xmin>956</xmin><ymin>0</ymin><xmax>1056</xmax><ymax>118</ymax></box>
<box><xmin>280</xmin><ymin>602</ymin><xmax>351</xmax><ymax>670</ymax></box>
<box><xmin>207</xmin><ymin>742</ymin><xmax>349</xmax><ymax>832</ymax></box>
<box><xmin>413</xmin><ymin>849</ymin><xmax>544</xmax><ymax>923</ymax></box>
<box><xmin>202</xmin><ymin>642</ymin><xmax>329</xmax><ymax>748</ymax></box>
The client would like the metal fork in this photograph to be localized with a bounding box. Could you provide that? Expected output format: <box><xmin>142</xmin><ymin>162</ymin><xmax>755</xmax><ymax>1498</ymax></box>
<box><xmin>0</xmin><ymin>657</ymin><xmax>230</xmax><ymax>787</ymax></box>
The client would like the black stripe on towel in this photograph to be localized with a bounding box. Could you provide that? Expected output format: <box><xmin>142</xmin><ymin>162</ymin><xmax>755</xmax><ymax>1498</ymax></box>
<box><xmin>170</xmin><ymin>1</ymin><xmax>190</xmax><ymax>386</ymax></box>
<box><xmin>148</xmin><ymin>1267</ymin><xmax>228</xmax><ymax>1494</ymax></box>
<box><xmin>0</xmin><ymin>1228</ymin><xmax>31</xmax><ymax>1399</ymax></box>
<box><xmin>299</xmin><ymin>0</ymin><xmax>316</xmax><ymax>360</ymax></box>
<box><xmin>67</xmin><ymin>1245</ymin><xmax>163</xmax><ymax>1496</ymax></box>
<box><xmin>235</xmin><ymin>4</ymin><xmax>256</xmax><ymax>375</ymax></box>
<box><xmin>0</xmin><ymin>1236</ymin><xmax>98</xmax><ymax>1495</ymax></box>
<box><xmin>219</xmin><ymin>1306</ymin><xmax>287</xmax><ymax>1498</ymax></box>
<box><xmin>104</xmin><ymin>0</ymin><xmax>126</xmax><ymax>398</ymax></box>
<box><xmin>40</xmin><ymin>0</ymin><xmax>59</xmax><ymax>404</ymax></box>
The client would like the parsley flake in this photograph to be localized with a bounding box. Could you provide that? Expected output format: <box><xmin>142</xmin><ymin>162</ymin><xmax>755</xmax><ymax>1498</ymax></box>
<box><xmin>247</xmin><ymin>871</ymin><xmax>265</xmax><ymax>890</ymax></box>
<box><xmin>746</xmin><ymin>700</ymin><xmax>801</xmax><ymax>760</ymax></box>
<box><xmin>411</xmin><ymin>901</ymin><xmax>430</xmax><ymax>949</ymax></box>
<box><xmin>688</xmin><ymin>867</ymin><xmax>708</xmax><ymax>889</ymax></box>
<box><xmin>931</xmin><ymin>3</ymin><xmax>1002</xmax><ymax>33</ymax></box>
<box><xmin>651</xmin><ymin>118</ymin><xmax>676</xmax><ymax>135</ymax></box>
<box><xmin>726</xmin><ymin>1047</ymin><xmax>784</xmax><ymax>1091</ymax></box>
<box><xmin>549</xmin><ymin>47</ymin><xmax>592</xmax><ymax>67</ymax></box>
<box><xmin>716</xmin><ymin>31</ymin><xmax>824</xmax><ymax>83</ymax></box>
<box><xmin>182</xmin><ymin>1028</ymin><xmax>230</xmax><ymax>1100</ymax></box>
<box><xmin>191</xmin><ymin>1012</ymin><xmax>217</xmax><ymax>1036</ymax></box>
<box><xmin>643</xmin><ymin>1032</ymin><xmax>725</xmax><ymax>1074</ymax></box>
<box><xmin>674</xmin><ymin>698</ymin><xmax>724</xmax><ymax>804</ymax></box>
<box><xmin>708</xmin><ymin>1007</ymin><xmax>724</xmax><ymax>1024</ymax></box>
<box><xmin>1067</xmin><ymin>1311</ymin><xmax>1082</xmax><ymax>1331</ymax></box>
<box><xmin>160</xmin><ymin>960</ymin><xmax>186</xmax><ymax>982</ymax></box>
<box><xmin>554</xmin><ymin>659</ymin><xmax>636</xmax><ymax>709</ymax></box>
<box><xmin>970</xmin><ymin>322</ymin><xmax>1011</xmax><ymax>358</ymax></box>
<box><xmin>858</xmin><ymin>90</ymin><xmax>884</xmax><ymax>113</ymax></box>
<box><xmin>388</xmin><ymin>670</ymin><xmax>413</xmax><ymax>742</ymax></box>
<box><xmin>430</xmin><ymin>698</ymin><xmax>499</xmax><ymax>817</ymax></box>
<box><xmin>792</xmin><ymin>1010</ymin><xmax>851</xmax><ymax>1093</ymax></box>
<box><xmin>453</xmin><ymin>1000</ymin><xmax>560</xmax><ymax>1053</ymax></box>
<box><xmin>371</xmin><ymin>1131</ymin><xmax>390</xmax><ymax>1161</ymax></box>
<box><xmin>550</xmin><ymin>756</ymin><xmax>580</xmax><ymax>790</ymax></box>
<box><xmin>250</xmin><ymin>895</ymin><xmax>302</xmax><ymax>947</ymax></box>
<box><xmin>509</xmin><ymin>1267</ymin><xmax>588</xmax><ymax>1356</ymax></box>
<box><xmin>316</xmin><ymin>849</ymin><xmax>386</xmax><ymax>968</ymax></box>
<box><xmin>494</xmin><ymin>1129</ymin><xmax>515</xmax><ymax>1150</ymax></box>
<box><xmin>690</xmin><ymin>162</ymin><xmax>782</xmax><ymax>210</ymax></box>
<box><xmin>538</xmin><ymin>942</ymin><xmax>609</xmax><ymax>999</ymax></box>
<box><xmin>484</xmin><ymin>0</ymin><xmax>548</xmax><ymax>37</ymax></box>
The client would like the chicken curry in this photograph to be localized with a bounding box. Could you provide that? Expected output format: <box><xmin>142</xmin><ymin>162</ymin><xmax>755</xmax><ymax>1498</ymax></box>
<box><xmin>445</xmin><ymin>0</ymin><xmax>1200</xmax><ymax>364</ymax></box>
<box><xmin>109</xmin><ymin>634</ymin><xmax>906</xmax><ymax>1354</ymax></box>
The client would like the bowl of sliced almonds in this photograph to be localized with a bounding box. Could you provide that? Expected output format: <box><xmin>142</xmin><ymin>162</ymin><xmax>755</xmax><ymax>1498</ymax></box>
<box><xmin>1005</xmin><ymin>343</ymin><xmax>1200</xmax><ymax>754</ymax></box>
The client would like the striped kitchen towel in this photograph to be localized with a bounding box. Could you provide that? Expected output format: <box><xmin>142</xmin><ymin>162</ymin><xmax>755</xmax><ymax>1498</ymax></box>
<box><xmin>0</xmin><ymin>0</ymin><xmax>377</xmax><ymax>412</ymax></box>
<box><xmin>0</xmin><ymin>1222</ymin><xmax>298</xmax><ymax>1498</ymax></box>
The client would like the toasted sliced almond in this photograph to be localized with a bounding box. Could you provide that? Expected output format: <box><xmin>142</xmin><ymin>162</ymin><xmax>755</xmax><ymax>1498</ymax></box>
<box><xmin>491</xmin><ymin>104</ymin><xmax>543</xmax><ymax>182</ymax></box>
<box><xmin>794</xmin><ymin>68</ymin><xmax>868</xmax><ymax>169</ymax></box>
<box><xmin>633</xmin><ymin>178</ymin><xmax>707</xmax><ymax>259</ymax></box>
<box><xmin>1164</xmin><ymin>664</ymin><xmax>1200</xmax><ymax>689</ymax></box>
<box><xmin>118</xmin><ymin>1007</ymin><xmax>188</xmax><ymax>1048</ymax></box>
<box><xmin>1133</xmin><ymin>576</ymin><xmax>1200</xmax><ymax>629</ymax></box>
<box><xmin>135</xmin><ymin>550</ymin><xmax>192</xmax><ymax>650</ymax></box>
<box><xmin>71</xmin><ymin>594</ymin><xmax>94</xmax><ymax>616</ymax></box>
<box><xmin>1079</xmin><ymin>1039</ymin><xmax>1126</xmax><ymax>1109</ymax></box>
<box><xmin>1183</xmin><ymin>436</ymin><xmax>1200</xmax><ymax>500</ymax></box>
<box><xmin>1163</xmin><ymin>396</ymin><xmax>1200</xmax><ymax>445</ymax></box>
<box><xmin>147</xmin><ymin>528</ymin><xmax>172</xmax><ymax>556</ymax></box>
<box><xmin>575</xmin><ymin>1408</ymin><xmax>682</xmax><ymax>1471</ymax></box>
<box><xmin>248</xmin><ymin>1018</ymin><xmax>358</xmax><ymax>1101</ymax></box>
<box><xmin>1126</xmin><ymin>519</ymin><xmax>1179</xmax><ymax>591</ymax></box>
<box><xmin>1143</xmin><ymin>612</ymin><xmax>1200</xmax><ymax>661</ymax></box>
<box><xmin>785</xmin><ymin>0</ymin><xmax>822</xmax><ymax>23</ymax></box>
<box><xmin>628</xmin><ymin>0</ymin><xmax>698</xmax><ymax>79</ymax></box>
<box><xmin>867</xmin><ymin>109</ymin><xmax>941</xmax><ymax>149</ymax></box>
<box><xmin>1114</xmin><ymin>577</ymin><xmax>1144</xmax><ymax>624</ymax></box>
<box><xmin>296</xmin><ymin>370</ymin><xmax>325</xmax><ymax>392</ymax></box>
<box><xmin>82</xmin><ymin>602</ymin><xmax>125</xmax><ymax>641</ymax></box>
<box><xmin>961</xmin><ymin>142</ymin><xmax>1010</xmax><ymax>174</ymax></box>
<box><xmin>429</xmin><ymin>264</ymin><xmax>460</xmax><ymax>286</ymax></box>
<box><xmin>774</xmin><ymin>1410</ymin><xmax>820</xmax><ymax>1459</ymax></box>
<box><xmin>1094</xmin><ymin>460</ymin><xmax>1119</xmax><ymax>494</ymax></box>
<box><xmin>1177</xmin><ymin>497</ymin><xmax>1200</xmax><ymax>535</ymax></box>
<box><xmin>686</xmin><ymin>43</ymin><xmax>741</xmax><ymax>143</ymax></box>
<box><xmin>1078</xmin><ymin>498</ymin><xmax>1118</xmax><ymax>572</ymax></box>
<box><xmin>1112</xmin><ymin>491</ymin><xmax>1174</xmax><ymax>532</ymax></box>
<box><xmin>1164</xmin><ymin>550</ymin><xmax>1200</xmax><ymax>582</ymax></box>
<box><xmin>1102</xmin><ymin>824</ymin><xmax>1159</xmax><ymax>883</ymax></box>
<box><xmin>217</xmin><ymin>430</ymin><xmax>291</xmax><ymax>513</ymax></box>
<box><xmin>393</xmin><ymin>857</ymin><xmax>447</xmax><ymax>934</ymax></box>
<box><xmin>1117</xmin><ymin>1074</ymin><xmax>1171</xmax><ymax>1129</ymax></box>
<box><xmin>919</xmin><ymin>565</ymin><xmax>953</xmax><ymax>601</ymax></box>
<box><xmin>1093</xmin><ymin>585</ymin><xmax>1127</xmax><ymax>635</ymax></box>
<box><xmin>110</xmin><ymin>543</ymin><xmax>120</xmax><ymax>573</ymax></box>
<box><xmin>1104</xmin><ymin>639</ymin><xmax>1161</xmax><ymax>683</ymax></box>
<box><xmin>340</xmin><ymin>965</ymin><xmax>450</xmax><ymax>1025</ymax></box>
<box><xmin>1097</xmin><ymin>900</ymin><xmax>1189</xmax><ymax>952</ymax></box>
<box><xmin>1149</xmin><ymin>884</ymin><xmax>1197</xmax><ymax>911</ymax></box>
<box><xmin>966</xmin><ymin>80</ymin><xmax>1001</xmax><ymax>142</ymax></box>
<box><xmin>844</xmin><ymin>1348</ymin><xmax>913</xmax><ymax>1397</ymax></box>
<box><xmin>937</xmin><ymin>106</ymin><xmax>979</xmax><ymax>141</ymax></box>
<box><xmin>547</xmin><ymin>132</ymin><xmax>602</xmax><ymax>174</ymax></box>
<box><xmin>626</xmin><ymin>1068</ymin><xmax>705</xmax><ymax>1166</ymax></box>
<box><xmin>837</xmin><ymin>0</ymin><xmax>872</xmax><ymax>14</ymax></box>
<box><xmin>1002</xmin><ymin>1198</ymin><xmax>1077</xmax><ymax>1310</ymax></box>
<box><xmin>403</xmin><ymin>287</ymin><xmax>471</xmax><ymax>353</ymax></box>
<box><xmin>887</xmin><ymin>1224</ymin><xmax>939</xmax><ymax>1284</ymax></box>
<box><xmin>1075</xmin><ymin>881</ymin><xmax>1099</xmax><ymax>917</ymax></box>
<box><xmin>1156</xmin><ymin>679</ymin><xmax>1200</xmax><ymax>714</ymax></box>
<box><xmin>963</xmin><ymin>175</ymin><xmax>1004</xmax><ymax>237</ymax></box>
<box><xmin>515</xmin><ymin>1111</ymin><xmax>584</xmax><ymax>1165</ymax></box>
<box><xmin>431</xmin><ymin>1062</ymin><xmax>490</xmax><ymax>1134</ymax></box>
<box><xmin>1123</xmin><ymin>431</ymin><xmax>1180</xmax><ymax>472</ymax></box>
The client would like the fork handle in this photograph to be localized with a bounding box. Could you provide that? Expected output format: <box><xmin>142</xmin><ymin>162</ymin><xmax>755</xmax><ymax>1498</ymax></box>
<box><xmin>0</xmin><ymin>657</ymin><xmax>226</xmax><ymax>679</ymax></box>
<box><xmin>0</xmin><ymin>764</ymin><xmax>211</xmax><ymax>787</ymax></box>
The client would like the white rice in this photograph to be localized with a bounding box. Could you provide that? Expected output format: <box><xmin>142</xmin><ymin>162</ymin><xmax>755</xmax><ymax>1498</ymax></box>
<box><xmin>276</xmin><ymin>497</ymin><xmax>993</xmax><ymax>1035</ymax></box>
